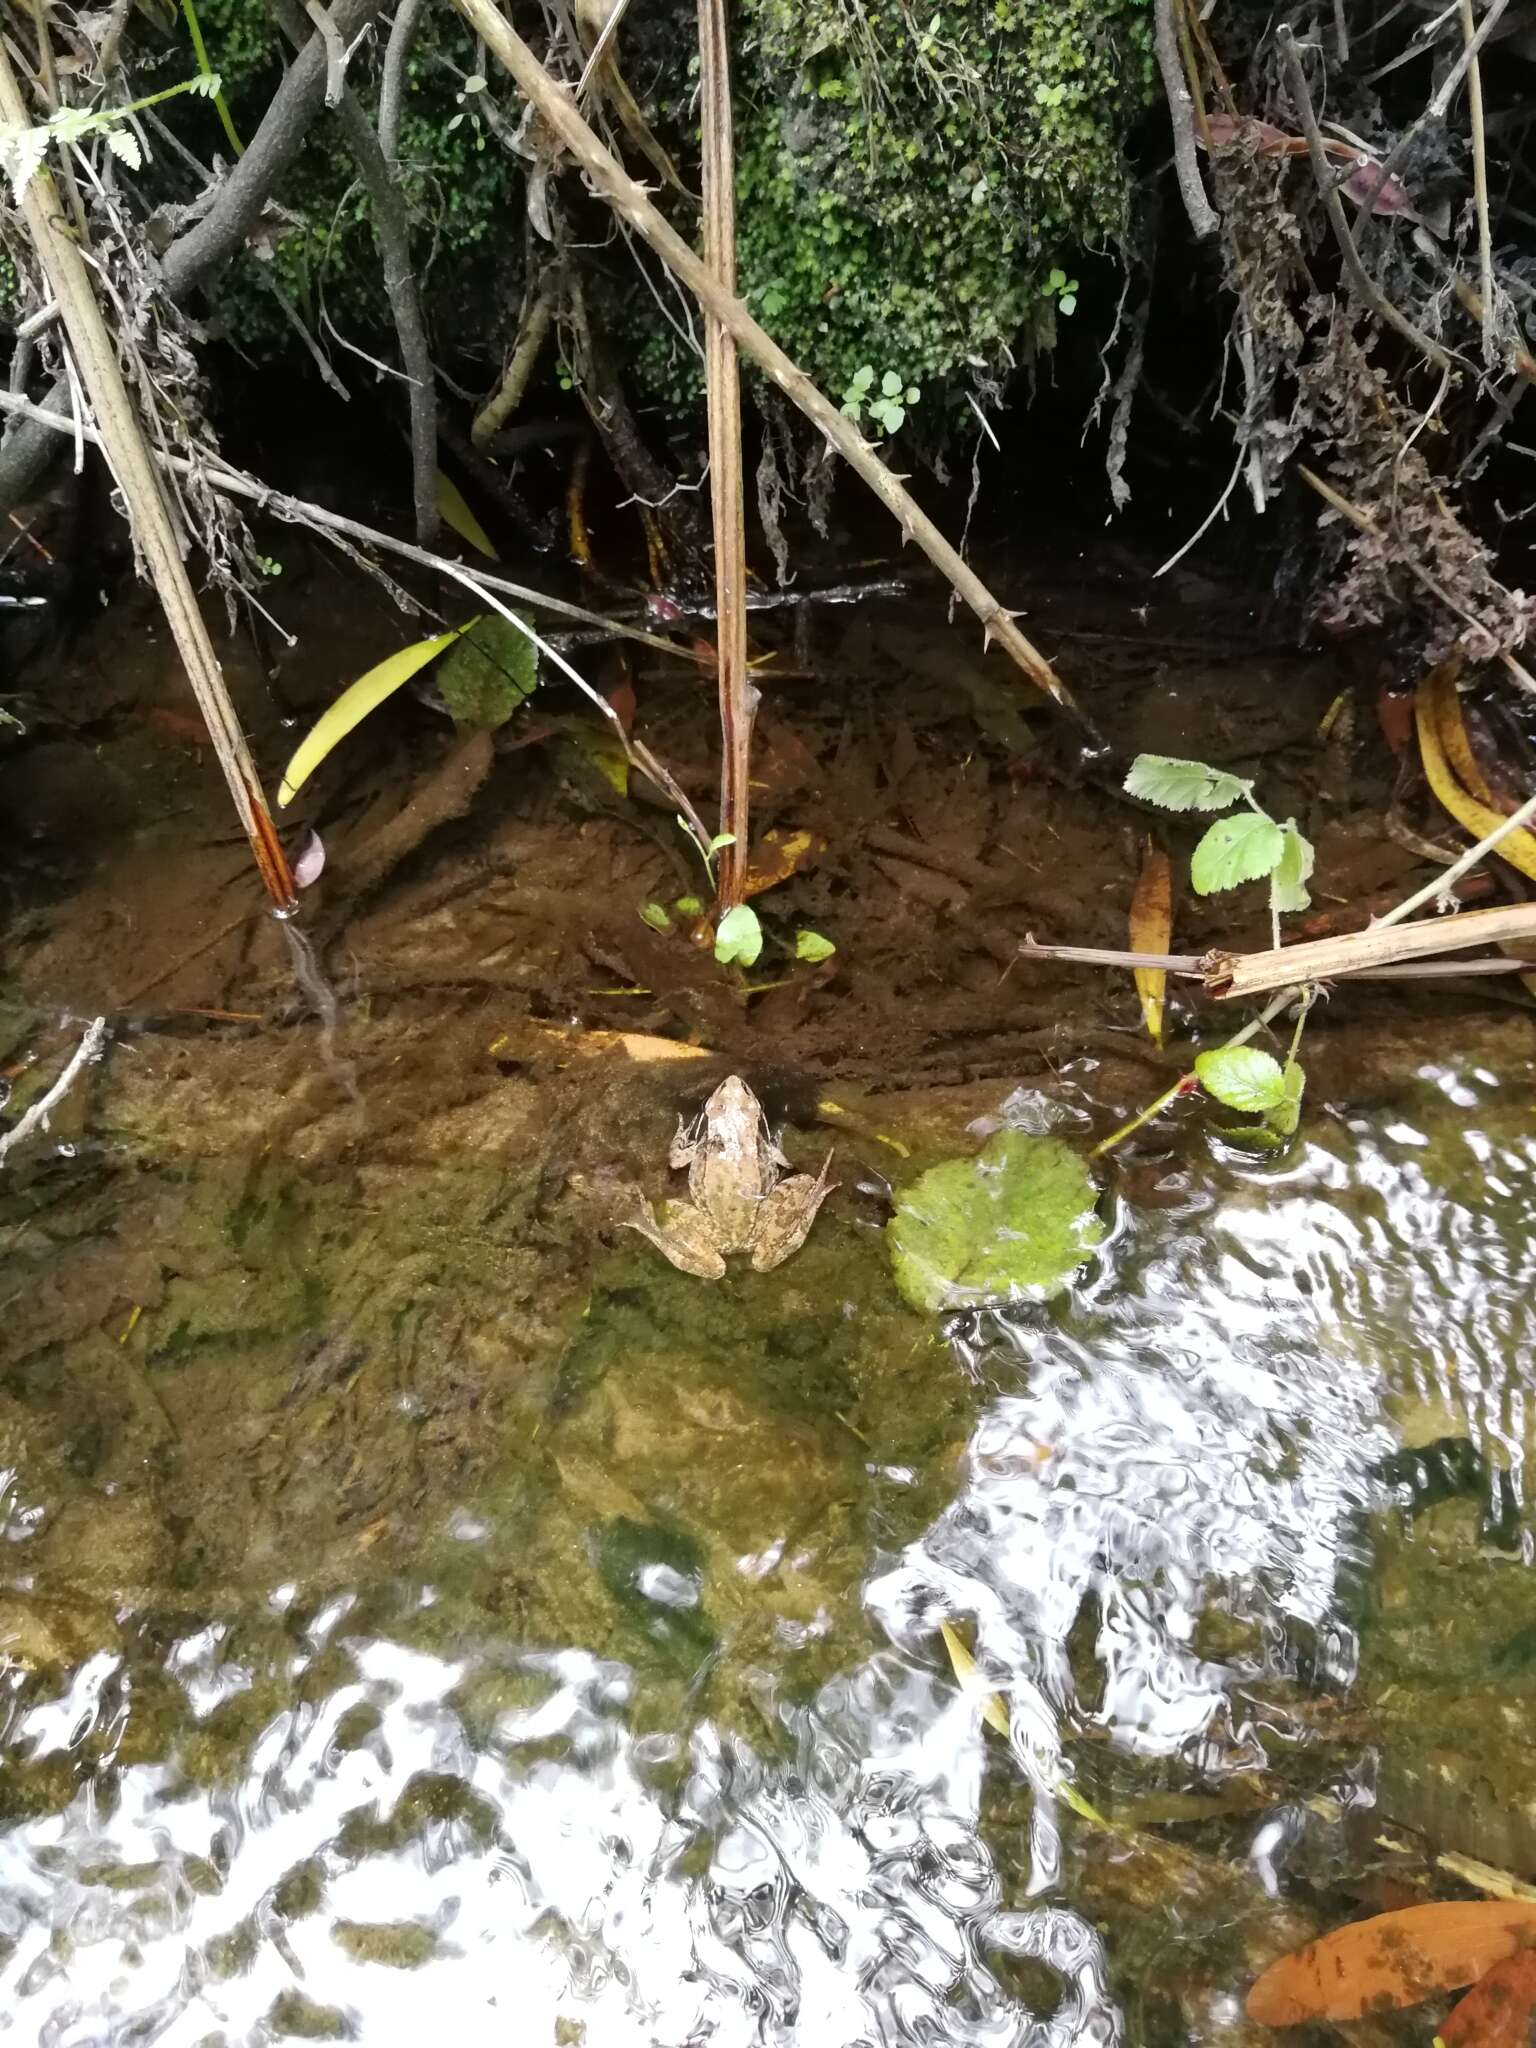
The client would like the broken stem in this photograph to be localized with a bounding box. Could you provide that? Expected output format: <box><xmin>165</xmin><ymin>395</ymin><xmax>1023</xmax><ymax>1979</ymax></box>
<box><xmin>698</xmin><ymin>0</ymin><xmax>752</xmax><ymax>910</ymax></box>
<box><xmin>448</xmin><ymin>0</ymin><xmax>1086</xmax><ymax>722</ymax></box>
<box><xmin>0</xmin><ymin>1017</ymin><xmax>110</xmax><ymax>1167</ymax></box>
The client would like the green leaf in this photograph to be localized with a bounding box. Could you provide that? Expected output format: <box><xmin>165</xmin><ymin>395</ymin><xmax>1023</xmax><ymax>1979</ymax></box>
<box><xmin>708</xmin><ymin>832</ymin><xmax>737</xmax><ymax>854</ymax></box>
<box><xmin>1122</xmin><ymin>753</ymin><xmax>1253</xmax><ymax>813</ymax></box>
<box><xmin>795</xmin><ymin>929</ymin><xmax>837</xmax><ymax>962</ymax></box>
<box><xmin>853</xmin><ymin>365</ymin><xmax>875</xmax><ymax>389</ymax></box>
<box><xmin>1058</xmin><ymin>293</ymin><xmax>1077</xmax><ymax>316</ymax></box>
<box><xmin>1194</xmin><ymin>1045</ymin><xmax>1287</xmax><ymax>1113</ymax></box>
<box><xmin>435</xmin><ymin>471</ymin><xmax>498</xmax><ymax>560</ymax></box>
<box><xmin>673</xmin><ymin>895</ymin><xmax>704</xmax><ymax>917</ymax></box>
<box><xmin>639</xmin><ymin>902</ymin><xmax>672</xmax><ymax>933</ymax></box>
<box><xmin>1269</xmin><ymin>821</ymin><xmax>1316</xmax><ymax>915</ymax></box>
<box><xmin>278</xmin><ymin>622</ymin><xmax>476</xmax><ymax>806</ymax></box>
<box><xmin>887</xmin><ymin>1131</ymin><xmax>1103</xmax><ymax>1314</ymax></box>
<box><xmin>436</xmin><ymin>613</ymin><xmax>539</xmax><ymax>729</ymax></box>
<box><xmin>1266</xmin><ymin>1058</ymin><xmax>1306</xmax><ymax>1137</ymax></box>
<box><xmin>1190</xmin><ymin>814</ymin><xmax>1286</xmax><ymax>894</ymax></box>
<box><xmin>881</xmin><ymin>370</ymin><xmax>903</xmax><ymax>396</ymax></box>
<box><xmin>714</xmin><ymin>903</ymin><xmax>763</xmax><ymax>967</ymax></box>
<box><xmin>568</xmin><ymin>723</ymin><xmax>629</xmax><ymax>795</ymax></box>
<box><xmin>905</xmin><ymin>386</ymin><xmax>921</xmax><ymax>403</ymax></box>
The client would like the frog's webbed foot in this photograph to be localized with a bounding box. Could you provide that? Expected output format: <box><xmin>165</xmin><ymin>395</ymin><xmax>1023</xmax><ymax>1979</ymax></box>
<box><xmin>749</xmin><ymin>1152</ymin><xmax>838</xmax><ymax>1271</ymax></box>
<box><xmin>624</xmin><ymin>1195</ymin><xmax>727</xmax><ymax>1281</ymax></box>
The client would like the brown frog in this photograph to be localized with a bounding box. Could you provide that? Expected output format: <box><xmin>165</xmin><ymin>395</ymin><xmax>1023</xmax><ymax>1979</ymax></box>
<box><xmin>626</xmin><ymin>1076</ymin><xmax>835</xmax><ymax>1279</ymax></box>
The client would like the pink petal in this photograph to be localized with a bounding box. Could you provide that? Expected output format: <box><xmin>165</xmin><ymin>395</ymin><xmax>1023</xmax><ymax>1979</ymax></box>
<box><xmin>293</xmin><ymin>829</ymin><xmax>326</xmax><ymax>888</ymax></box>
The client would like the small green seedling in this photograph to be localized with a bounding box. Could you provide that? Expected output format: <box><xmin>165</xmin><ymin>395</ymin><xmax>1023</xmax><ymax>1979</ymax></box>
<box><xmin>1043</xmin><ymin>265</ymin><xmax>1079</xmax><ymax>317</ymax></box>
<box><xmin>676</xmin><ymin>819</ymin><xmax>736</xmax><ymax>882</ymax></box>
<box><xmin>795</xmin><ymin>930</ymin><xmax>836</xmax><ymax>963</ymax></box>
<box><xmin>1123</xmin><ymin>753</ymin><xmax>1315</xmax><ymax>949</ymax></box>
<box><xmin>841</xmin><ymin>366</ymin><xmax>922</xmax><ymax>435</ymax></box>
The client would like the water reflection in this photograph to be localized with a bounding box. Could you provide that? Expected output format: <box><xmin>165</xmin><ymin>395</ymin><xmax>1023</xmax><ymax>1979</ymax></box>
<box><xmin>2</xmin><ymin>1076</ymin><xmax>1534</xmax><ymax>2043</ymax></box>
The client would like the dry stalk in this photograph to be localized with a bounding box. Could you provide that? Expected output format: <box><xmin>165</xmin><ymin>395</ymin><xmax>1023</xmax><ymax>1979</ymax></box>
<box><xmin>448</xmin><ymin>0</ymin><xmax>1085</xmax><ymax>723</ymax></box>
<box><xmin>0</xmin><ymin>38</ymin><xmax>295</xmax><ymax>910</ymax></box>
<box><xmin>1458</xmin><ymin>0</ymin><xmax>1494</xmax><ymax>365</ymax></box>
<box><xmin>1209</xmin><ymin>903</ymin><xmax>1536</xmax><ymax>999</ymax></box>
<box><xmin>697</xmin><ymin>0</ymin><xmax>751</xmax><ymax>910</ymax></box>
<box><xmin>1276</xmin><ymin>25</ymin><xmax>1450</xmax><ymax>372</ymax></box>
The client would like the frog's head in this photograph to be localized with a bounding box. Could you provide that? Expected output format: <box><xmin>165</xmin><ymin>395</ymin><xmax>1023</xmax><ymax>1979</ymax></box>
<box><xmin>706</xmin><ymin>1074</ymin><xmax>759</xmax><ymax>1121</ymax></box>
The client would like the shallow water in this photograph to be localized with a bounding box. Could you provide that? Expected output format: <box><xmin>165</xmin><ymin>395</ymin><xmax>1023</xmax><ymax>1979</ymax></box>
<box><xmin>2</xmin><ymin>1039</ymin><xmax>1534</xmax><ymax>2046</ymax></box>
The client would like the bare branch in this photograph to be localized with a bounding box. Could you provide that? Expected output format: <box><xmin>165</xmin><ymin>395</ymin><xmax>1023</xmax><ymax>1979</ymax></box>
<box><xmin>1152</xmin><ymin>0</ymin><xmax>1218</xmax><ymax>239</ymax></box>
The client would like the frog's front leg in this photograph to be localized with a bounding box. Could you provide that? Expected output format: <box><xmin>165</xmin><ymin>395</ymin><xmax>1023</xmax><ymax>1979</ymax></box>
<box><xmin>625</xmin><ymin>1195</ymin><xmax>727</xmax><ymax>1280</ymax></box>
<box><xmin>668</xmin><ymin>1113</ymin><xmax>702</xmax><ymax>1173</ymax></box>
<box><xmin>748</xmin><ymin>1153</ymin><xmax>837</xmax><ymax>1271</ymax></box>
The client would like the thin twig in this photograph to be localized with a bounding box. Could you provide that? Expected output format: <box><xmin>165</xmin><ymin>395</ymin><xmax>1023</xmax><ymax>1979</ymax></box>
<box><xmin>0</xmin><ymin>1018</ymin><xmax>109</xmax><ymax>1167</ymax></box>
<box><xmin>1153</xmin><ymin>0</ymin><xmax>1218</xmax><ymax>238</ymax></box>
<box><xmin>302</xmin><ymin>0</ymin><xmax>348</xmax><ymax>103</ymax></box>
<box><xmin>1277</xmin><ymin>24</ymin><xmax>1451</xmax><ymax>372</ymax></box>
<box><xmin>1376</xmin><ymin>784</ymin><xmax>1536</xmax><ymax>927</ymax></box>
<box><xmin>1459</xmin><ymin>0</ymin><xmax>1495</xmax><ymax>366</ymax></box>
<box><xmin>1212</xmin><ymin>902</ymin><xmax>1536</xmax><ymax>999</ymax></box>
<box><xmin>449</xmin><ymin>0</ymin><xmax>1088</xmax><ymax>724</ymax></box>
<box><xmin>698</xmin><ymin>0</ymin><xmax>751</xmax><ymax>910</ymax></box>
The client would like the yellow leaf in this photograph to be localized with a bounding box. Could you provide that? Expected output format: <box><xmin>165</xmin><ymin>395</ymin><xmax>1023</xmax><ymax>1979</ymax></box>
<box><xmin>1129</xmin><ymin>840</ymin><xmax>1172</xmax><ymax>1045</ymax></box>
<box><xmin>436</xmin><ymin>471</ymin><xmax>499</xmax><ymax>560</ymax></box>
<box><xmin>1416</xmin><ymin>669</ymin><xmax>1536</xmax><ymax>882</ymax></box>
<box><xmin>938</xmin><ymin>1619</ymin><xmax>1010</xmax><ymax>1738</ymax></box>
<box><xmin>568</xmin><ymin>722</ymin><xmax>630</xmax><ymax>797</ymax></box>
<box><xmin>277</xmin><ymin>624</ymin><xmax>477</xmax><ymax>807</ymax></box>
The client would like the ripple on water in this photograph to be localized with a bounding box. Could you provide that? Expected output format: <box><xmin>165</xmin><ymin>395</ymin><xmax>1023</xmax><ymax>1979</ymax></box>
<box><xmin>2</xmin><ymin>1076</ymin><xmax>1535</xmax><ymax>2043</ymax></box>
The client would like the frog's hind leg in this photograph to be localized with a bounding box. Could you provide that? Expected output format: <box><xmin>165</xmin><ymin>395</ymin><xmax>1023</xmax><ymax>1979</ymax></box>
<box><xmin>749</xmin><ymin>1153</ymin><xmax>838</xmax><ymax>1271</ymax></box>
<box><xmin>625</xmin><ymin>1196</ymin><xmax>728</xmax><ymax>1280</ymax></box>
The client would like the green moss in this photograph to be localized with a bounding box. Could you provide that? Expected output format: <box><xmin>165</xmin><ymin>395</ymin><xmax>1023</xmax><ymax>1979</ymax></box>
<box><xmin>166</xmin><ymin>0</ymin><xmax>1148</xmax><ymax>421</ymax></box>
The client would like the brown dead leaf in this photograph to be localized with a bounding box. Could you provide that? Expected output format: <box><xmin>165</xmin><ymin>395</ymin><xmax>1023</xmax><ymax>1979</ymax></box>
<box><xmin>743</xmin><ymin>827</ymin><xmax>826</xmax><ymax>898</ymax></box>
<box><xmin>1129</xmin><ymin>841</ymin><xmax>1172</xmax><ymax>1046</ymax></box>
<box><xmin>1440</xmin><ymin>1950</ymin><xmax>1536</xmax><ymax>2048</ymax></box>
<box><xmin>1245</xmin><ymin>1902</ymin><xmax>1536</xmax><ymax>2025</ymax></box>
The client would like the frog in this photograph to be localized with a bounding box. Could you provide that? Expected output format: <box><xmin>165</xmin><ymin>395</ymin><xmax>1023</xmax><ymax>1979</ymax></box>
<box><xmin>625</xmin><ymin>1075</ymin><xmax>836</xmax><ymax>1279</ymax></box>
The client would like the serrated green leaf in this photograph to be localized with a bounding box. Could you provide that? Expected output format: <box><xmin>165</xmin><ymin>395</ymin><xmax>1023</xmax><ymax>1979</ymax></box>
<box><xmin>1269</xmin><ymin>821</ymin><xmax>1316</xmax><ymax>915</ymax></box>
<box><xmin>886</xmin><ymin>1132</ymin><xmax>1103</xmax><ymax>1314</ymax></box>
<box><xmin>795</xmin><ymin>929</ymin><xmax>836</xmax><ymax>962</ymax></box>
<box><xmin>714</xmin><ymin>903</ymin><xmax>762</xmax><ymax>967</ymax></box>
<box><xmin>1122</xmin><ymin>754</ymin><xmax>1253</xmax><ymax>813</ymax></box>
<box><xmin>1190</xmin><ymin>814</ymin><xmax>1286</xmax><ymax>895</ymax></box>
<box><xmin>1194</xmin><ymin>1045</ymin><xmax>1287</xmax><ymax>1113</ymax></box>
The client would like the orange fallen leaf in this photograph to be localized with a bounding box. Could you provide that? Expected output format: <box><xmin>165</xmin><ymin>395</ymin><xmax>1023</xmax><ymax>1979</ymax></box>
<box><xmin>1440</xmin><ymin>1950</ymin><xmax>1536</xmax><ymax>2048</ymax></box>
<box><xmin>743</xmin><ymin>827</ymin><xmax>826</xmax><ymax>898</ymax></box>
<box><xmin>1246</xmin><ymin>1902</ymin><xmax>1536</xmax><ymax>2025</ymax></box>
<box><xmin>1128</xmin><ymin>840</ymin><xmax>1172</xmax><ymax>1046</ymax></box>
<box><xmin>1376</xmin><ymin>682</ymin><xmax>1415</xmax><ymax>757</ymax></box>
